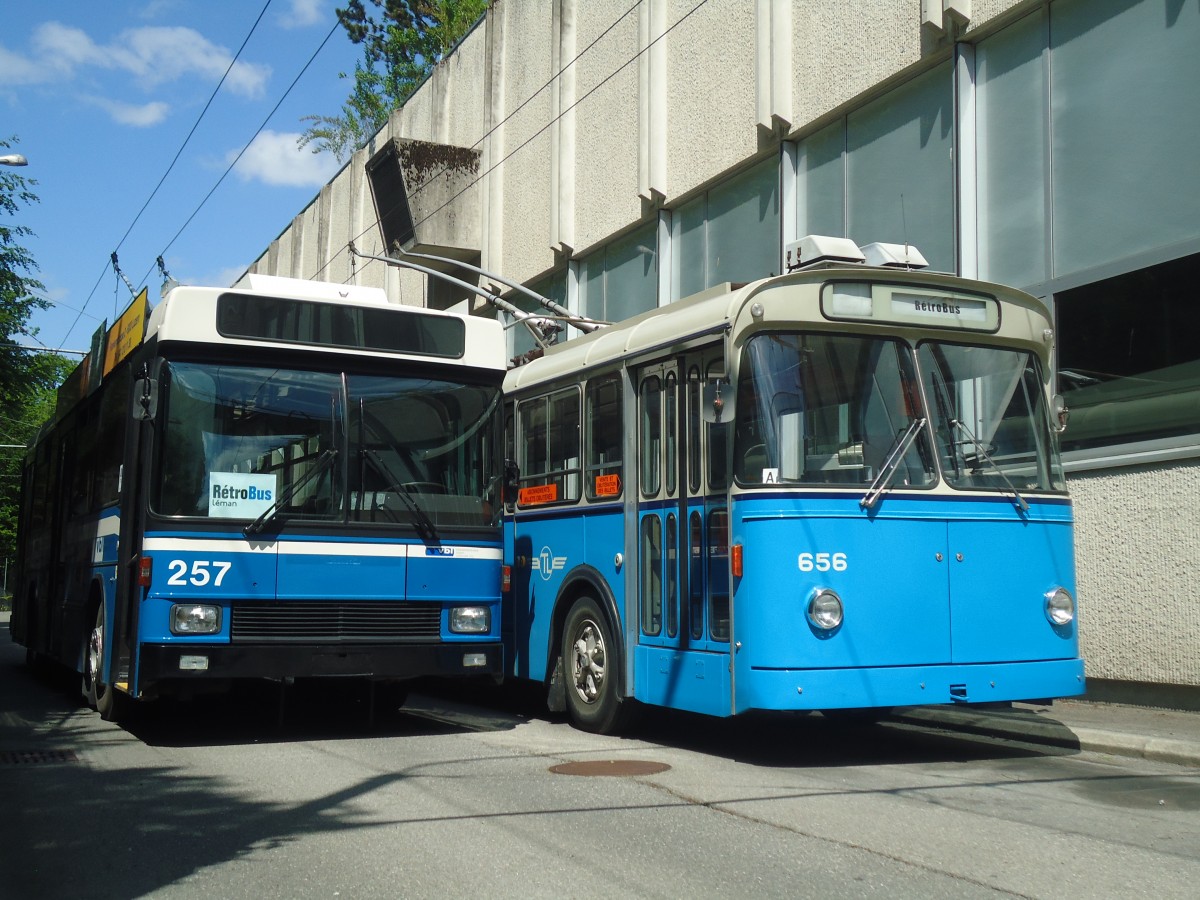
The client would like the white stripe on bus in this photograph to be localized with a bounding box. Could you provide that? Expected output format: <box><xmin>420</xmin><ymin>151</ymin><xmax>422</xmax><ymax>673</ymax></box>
<box><xmin>142</xmin><ymin>537</ymin><xmax>501</xmax><ymax>560</ymax></box>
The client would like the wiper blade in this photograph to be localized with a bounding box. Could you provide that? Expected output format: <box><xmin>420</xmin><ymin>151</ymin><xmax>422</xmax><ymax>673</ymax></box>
<box><xmin>860</xmin><ymin>417</ymin><xmax>926</xmax><ymax>510</ymax></box>
<box><xmin>243</xmin><ymin>448</ymin><xmax>338</xmax><ymax>536</ymax></box>
<box><xmin>361</xmin><ymin>448</ymin><xmax>439</xmax><ymax>543</ymax></box>
<box><xmin>949</xmin><ymin>418</ymin><xmax>1029</xmax><ymax>512</ymax></box>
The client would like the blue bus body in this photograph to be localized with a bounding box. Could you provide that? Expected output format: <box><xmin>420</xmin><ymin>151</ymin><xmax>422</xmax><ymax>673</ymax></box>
<box><xmin>502</xmin><ymin>257</ymin><xmax>1084</xmax><ymax>732</ymax></box>
<box><xmin>12</xmin><ymin>278</ymin><xmax>507</xmax><ymax>720</ymax></box>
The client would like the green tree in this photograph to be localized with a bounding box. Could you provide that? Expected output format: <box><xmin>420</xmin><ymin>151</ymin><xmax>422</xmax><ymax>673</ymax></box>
<box><xmin>1</xmin><ymin>136</ymin><xmax>72</xmax><ymax>594</ymax></box>
<box><xmin>300</xmin><ymin>0</ymin><xmax>489</xmax><ymax>163</ymax></box>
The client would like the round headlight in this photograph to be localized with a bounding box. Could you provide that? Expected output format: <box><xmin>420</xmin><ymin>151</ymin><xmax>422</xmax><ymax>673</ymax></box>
<box><xmin>807</xmin><ymin>589</ymin><xmax>844</xmax><ymax>631</ymax></box>
<box><xmin>1045</xmin><ymin>588</ymin><xmax>1075</xmax><ymax>626</ymax></box>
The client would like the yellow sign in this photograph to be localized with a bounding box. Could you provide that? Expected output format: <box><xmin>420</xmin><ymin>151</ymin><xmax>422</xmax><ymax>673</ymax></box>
<box><xmin>103</xmin><ymin>287</ymin><xmax>149</xmax><ymax>376</ymax></box>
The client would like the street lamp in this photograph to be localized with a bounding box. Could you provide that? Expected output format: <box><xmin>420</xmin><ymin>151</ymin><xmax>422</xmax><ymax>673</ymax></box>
<box><xmin>0</xmin><ymin>154</ymin><xmax>28</xmax><ymax>166</ymax></box>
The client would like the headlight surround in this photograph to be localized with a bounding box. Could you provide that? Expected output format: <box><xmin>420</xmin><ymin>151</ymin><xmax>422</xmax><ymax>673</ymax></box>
<box><xmin>807</xmin><ymin>588</ymin><xmax>844</xmax><ymax>631</ymax></box>
<box><xmin>170</xmin><ymin>603</ymin><xmax>222</xmax><ymax>635</ymax></box>
<box><xmin>449</xmin><ymin>605</ymin><xmax>491</xmax><ymax>634</ymax></box>
<box><xmin>1044</xmin><ymin>588</ymin><xmax>1075</xmax><ymax>626</ymax></box>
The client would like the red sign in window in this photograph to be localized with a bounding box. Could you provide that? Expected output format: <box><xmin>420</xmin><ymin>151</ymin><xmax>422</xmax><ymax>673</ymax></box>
<box><xmin>518</xmin><ymin>483</ymin><xmax>558</xmax><ymax>505</ymax></box>
<box><xmin>594</xmin><ymin>474</ymin><xmax>621</xmax><ymax>497</ymax></box>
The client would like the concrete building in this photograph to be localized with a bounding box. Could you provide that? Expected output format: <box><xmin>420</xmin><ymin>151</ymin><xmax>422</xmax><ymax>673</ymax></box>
<box><xmin>241</xmin><ymin>0</ymin><xmax>1200</xmax><ymax>708</ymax></box>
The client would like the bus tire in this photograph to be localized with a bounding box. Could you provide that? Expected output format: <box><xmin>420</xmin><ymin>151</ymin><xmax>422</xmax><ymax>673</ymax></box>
<box><xmin>561</xmin><ymin>595</ymin><xmax>629</xmax><ymax>734</ymax></box>
<box><xmin>82</xmin><ymin>603</ymin><xmax>119</xmax><ymax>721</ymax></box>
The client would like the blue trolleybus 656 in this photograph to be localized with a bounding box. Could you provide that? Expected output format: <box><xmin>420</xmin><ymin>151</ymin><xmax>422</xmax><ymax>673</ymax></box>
<box><xmin>501</xmin><ymin>237</ymin><xmax>1083</xmax><ymax>733</ymax></box>
<box><xmin>12</xmin><ymin>275</ymin><xmax>507</xmax><ymax>720</ymax></box>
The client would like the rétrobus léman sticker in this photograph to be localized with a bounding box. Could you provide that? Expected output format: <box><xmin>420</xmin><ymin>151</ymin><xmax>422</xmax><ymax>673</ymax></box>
<box><xmin>208</xmin><ymin>472</ymin><xmax>276</xmax><ymax>519</ymax></box>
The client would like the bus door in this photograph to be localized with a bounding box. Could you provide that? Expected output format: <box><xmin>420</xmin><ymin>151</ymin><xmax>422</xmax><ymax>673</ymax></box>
<box><xmin>633</xmin><ymin>350</ymin><xmax>731</xmax><ymax>717</ymax></box>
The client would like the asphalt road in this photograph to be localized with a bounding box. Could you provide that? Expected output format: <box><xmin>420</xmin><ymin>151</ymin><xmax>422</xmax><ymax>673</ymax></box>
<box><xmin>2</xmin><ymin>627</ymin><xmax>1198</xmax><ymax>899</ymax></box>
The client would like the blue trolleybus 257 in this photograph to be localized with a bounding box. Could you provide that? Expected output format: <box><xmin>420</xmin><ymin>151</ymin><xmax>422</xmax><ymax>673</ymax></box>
<box><xmin>501</xmin><ymin>236</ymin><xmax>1083</xmax><ymax>734</ymax></box>
<box><xmin>12</xmin><ymin>276</ymin><xmax>507</xmax><ymax>721</ymax></box>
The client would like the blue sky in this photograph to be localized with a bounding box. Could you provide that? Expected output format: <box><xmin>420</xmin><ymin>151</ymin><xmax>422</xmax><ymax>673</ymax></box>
<box><xmin>1</xmin><ymin>0</ymin><xmax>364</xmax><ymax>355</ymax></box>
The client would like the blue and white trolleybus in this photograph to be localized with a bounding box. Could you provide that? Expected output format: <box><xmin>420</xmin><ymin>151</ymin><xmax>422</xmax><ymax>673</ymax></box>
<box><xmin>501</xmin><ymin>237</ymin><xmax>1083</xmax><ymax>733</ymax></box>
<box><xmin>12</xmin><ymin>275</ymin><xmax>506</xmax><ymax>720</ymax></box>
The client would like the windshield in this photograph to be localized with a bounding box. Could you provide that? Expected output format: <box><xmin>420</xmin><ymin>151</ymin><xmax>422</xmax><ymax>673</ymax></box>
<box><xmin>917</xmin><ymin>342</ymin><xmax>1065</xmax><ymax>493</ymax></box>
<box><xmin>734</xmin><ymin>333</ymin><xmax>935</xmax><ymax>489</ymax></box>
<box><xmin>152</xmin><ymin>362</ymin><xmax>501</xmax><ymax>530</ymax></box>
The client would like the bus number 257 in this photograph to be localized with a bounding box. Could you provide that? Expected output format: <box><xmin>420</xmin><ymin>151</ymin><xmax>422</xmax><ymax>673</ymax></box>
<box><xmin>166</xmin><ymin>560</ymin><xmax>232</xmax><ymax>587</ymax></box>
<box><xmin>798</xmin><ymin>552</ymin><xmax>848</xmax><ymax>573</ymax></box>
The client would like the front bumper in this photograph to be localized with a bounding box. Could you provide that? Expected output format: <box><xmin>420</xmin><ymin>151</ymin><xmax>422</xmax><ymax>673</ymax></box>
<box><xmin>137</xmin><ymin>641</ymin><xmax>503</xmax><ymax>693</ymax></box>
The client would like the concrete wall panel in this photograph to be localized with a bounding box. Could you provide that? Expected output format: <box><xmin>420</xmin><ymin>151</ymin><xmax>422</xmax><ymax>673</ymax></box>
<box><xmin>1070</xmin><ymin>462</ymin><xmax>1200</xmax><ymax>687</ymax></box>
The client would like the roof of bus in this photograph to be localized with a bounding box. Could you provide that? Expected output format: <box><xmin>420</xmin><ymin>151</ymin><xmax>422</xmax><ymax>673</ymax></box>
<box><xmin>145</xmin><ymin>280</ymin><xmax>507</xmax><ymax>372</ymax></box>
<box><xmin>503</xmin><ymin>267</ymin><xmax>1051</xmax><ymax>390</ymax></box>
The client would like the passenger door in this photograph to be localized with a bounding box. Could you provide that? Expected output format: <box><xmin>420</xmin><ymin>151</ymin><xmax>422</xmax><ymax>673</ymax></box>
<box><xmin>634</xmin><ymin>348</ymin><xmax>732</xmax><ymax>716</ymax></box>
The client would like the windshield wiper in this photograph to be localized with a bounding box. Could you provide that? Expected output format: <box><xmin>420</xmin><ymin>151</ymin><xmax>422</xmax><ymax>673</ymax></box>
<box><xmin>361</xmin><ymin>448</ymin><xmax>439</xmax><ymax>543</ymax></box>
<box><xmin>860</xmin><ymin>417</ymin><xmax>926</xmax><ymax>510</ymax></box>
<box><xmin>948</xmin><ymin>418</ymin><xmax>1029</xmax><ymax>512</ymax></box>
<box><xmin>243</xmin><ymin>448</ymin><xmax>338</xmax><ymax>536</ymax></box>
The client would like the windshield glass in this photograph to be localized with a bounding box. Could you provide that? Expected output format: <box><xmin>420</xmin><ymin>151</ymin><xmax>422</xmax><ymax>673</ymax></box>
<box><xmin>734</xmin><ymin>333</ymin><xmax>934</xmax><ymax>489</ymax></box>
<box><xmin>153</xmin><ymin>362</ymin><xmax>501</xmax><ymax>530</ymax></box>
<box><xmin>918</xmin><ymin>342</ymin><xmax>1065</xmax><ymax>493</ymax></box>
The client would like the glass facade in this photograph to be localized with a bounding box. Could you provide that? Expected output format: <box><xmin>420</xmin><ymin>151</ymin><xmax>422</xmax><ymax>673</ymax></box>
<box><xmin>565</xmin><ymin>0</ymin><xmax>1199</xmax><ymax>461</ymax></box>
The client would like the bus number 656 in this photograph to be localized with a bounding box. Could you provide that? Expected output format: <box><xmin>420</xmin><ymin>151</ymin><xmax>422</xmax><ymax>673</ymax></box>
<box><xmin>798</xmin><ymin>552</ymin><xmax>848</xmax><ymax>573</ymax></box>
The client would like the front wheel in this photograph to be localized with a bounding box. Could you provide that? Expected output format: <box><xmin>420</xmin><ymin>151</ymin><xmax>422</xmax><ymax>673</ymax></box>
<box><xmin>82</xmin><ymin>604</ymin><xmax>120</xmax><ymax>721</ymax></box>
<box><xmin>561</xmin><ymin>595</ymin><xmax>630</xmax><ymax>734</ymax></box>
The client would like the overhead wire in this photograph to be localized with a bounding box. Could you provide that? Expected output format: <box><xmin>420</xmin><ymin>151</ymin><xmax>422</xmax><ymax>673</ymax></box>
<box><xmin>135</xmin><ymin>17</ymin><xmax>342</xmax><ymax>292</ymax></box>
<box><xmin>307</xmin><ymin>0</ymin><xmax>644</xmax><ymax>281</ymax></box>
<box><xmin>311</xmin><ymin>0</ymin><xmax>711</xmax><ymax>288</ymax></box>
<box><xmin>58</xmin><ymin>0</ymin><xmax>275</xmax><ymax>351</ymax></box>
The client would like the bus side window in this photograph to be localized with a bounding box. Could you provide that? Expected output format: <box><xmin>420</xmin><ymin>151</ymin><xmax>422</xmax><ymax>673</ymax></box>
<box><xmin>706</xmin><ymin>361</ymin><xmax>729</xmax><ymax>492</ymax></box>
<box><xmin>95</xmin><ymin>367</ymin><xmax>130</xmax><ymax>508</ymax></box>
<box><xmin>585</xmin><ymin>374</ymin><xmax>623</xmax><ymax>500</ymax></box>
<box><xmin>517</xmin><ymin>386</ymin><xmax>581</xmax><ymax>506</ymax></box>
<box><xmin>640</xmin><ymin>375</ymin><xmax>662</xmax><ymax>497</ymax></box>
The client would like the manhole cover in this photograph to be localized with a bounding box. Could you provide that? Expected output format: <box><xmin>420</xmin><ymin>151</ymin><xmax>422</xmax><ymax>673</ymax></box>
<box><xmin>549</xmin><ymin>759</ymin><xmax>670</xmax><ymax>777</ymax></box>
<box><xmin>0</xmin><ymin>749</ymin><xmax>79</xmax><ymax>765</ymax></box>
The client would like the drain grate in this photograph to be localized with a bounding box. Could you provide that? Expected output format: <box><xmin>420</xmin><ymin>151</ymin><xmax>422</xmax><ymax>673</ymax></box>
<box><xmin>550</xmin><ymin>760</ymin><xmax>670</xmax><ymax>777</ymax></box>
<box><xmin>0</xmin><ymin>749</ymin><xmax>80</xmax><ymax>765</ymax></box>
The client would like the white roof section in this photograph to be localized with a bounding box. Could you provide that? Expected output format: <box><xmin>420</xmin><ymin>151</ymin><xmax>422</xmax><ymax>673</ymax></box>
<box><xmin>244</xmin><ymin>273</ymin><xmax>389</xmax><ymax>304</ymax></box>
<box><xmin>504</xmin><ymin>267</ymin><xmax>1051</xmax><ymax>392</ymax></box>
<box><xmin>145</xmin><ymin>281</ymin><xmax>507</xmax><ymax>372</ymax></box>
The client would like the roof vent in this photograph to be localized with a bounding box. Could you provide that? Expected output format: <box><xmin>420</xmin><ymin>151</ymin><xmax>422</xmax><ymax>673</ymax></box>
<box><xmin>785</xmin><ymin>235</ymin><xmax>866</xmax><ymax>271</ymax></box>
<box><xmin>860</xmin><ymin>242</ymin><xmax>929</xmax><ymax>269</ymax></box>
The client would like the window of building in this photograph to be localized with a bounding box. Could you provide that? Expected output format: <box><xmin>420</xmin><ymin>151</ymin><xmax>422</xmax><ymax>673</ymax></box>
<box><xmin>508</xmin><ymin>271</ymin><xmax>567</xmax><ymax>360</ymax></box>
<box><xmin>1049</xmin><ymin>0</ymin><xmax>1200</xmax><ymax>278</ymax></box>
<box><xmin>976</xmin><ymin>10</ymin><xmax>1047</xmax><ymax>288</ymax></box>
<box><xmin>847</xmin><ymin>63</ymin><xmax>954</xmax><ymax>272</ymax></box>
<box><xmin>1057</xmin><ymin>253</ymin><xmax>1200</xmax><ymax>452</ymax></box>
<box><xmin>793</xmin><ymin>63</ymin><xmax>954</xmax><ymax>273</ymax></box>
<box><xmin>671</xmin><ymin>158</ymin><xmax>780</xmax><ymax>300</ymax></box>
<box><xmin>977</xmin><ymin>0</ymin><xmax>1200</xmax><ymax>288</ymax></box>
<box><xmin>580</xmin><ymin>221</ymin><xmax>657</xmax><ymax>323</ymax></box>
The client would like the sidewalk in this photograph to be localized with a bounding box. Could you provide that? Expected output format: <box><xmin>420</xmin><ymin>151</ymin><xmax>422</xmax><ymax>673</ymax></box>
<box><xmin>893</xmin><ymin>699</ymin><xmax>1200</xmax><ymax>768</ymax></box>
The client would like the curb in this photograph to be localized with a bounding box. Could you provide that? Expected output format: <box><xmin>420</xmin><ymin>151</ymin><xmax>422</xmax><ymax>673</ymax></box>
<box><xmin>889</xmin><ymin>706</ymin><xmax>1200</xmax><ymax>768</ymax></box>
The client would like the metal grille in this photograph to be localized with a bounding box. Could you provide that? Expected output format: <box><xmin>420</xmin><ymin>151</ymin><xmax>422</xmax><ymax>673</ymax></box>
<box><xmin>0</xmin><ymin>750</ymin><xmax>79</xmax><ymax>765</ymax></box>
<box><xmin>231</xmin><ymin>602</ymin><xmax>441</xmax><ymax>643</ymax></box>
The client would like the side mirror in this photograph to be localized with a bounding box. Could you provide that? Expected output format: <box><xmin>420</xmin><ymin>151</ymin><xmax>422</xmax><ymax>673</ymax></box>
<box><xmin>503</xmin><ymin>459</ymin><xmax>521</xmax><ymax>503</ymax></box>
<box><xmin>701</xmin><ymin>381</ymin><xmax>733</xmax><ymax>424</ymax></box>
<box><xmin>133</xmin><ymin>376</ymin><xmax>159</xmax><ymax>421</ymax></box>
<box><xmin>1051</xmin><ymin>393</ymin><xmax>1069</xmax><ymax>434</ymax></box>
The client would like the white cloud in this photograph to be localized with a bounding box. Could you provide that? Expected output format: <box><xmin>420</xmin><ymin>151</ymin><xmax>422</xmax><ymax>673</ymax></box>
<box><xmin>0</xmin><ymin>45</ymin><xmax>44</xmax><ymax>84</ymax></box>
<box><xmin>231</xmin><ymin>130</ymin><xmax>341</xmax><ymax>188</ymax></box>
<box><xmin>176</xmin><ymin>263</ymin><xmax>250</xmax><ymax>291</ymax></box>
<box><xmin>279</xmin><ymin>0</ymin><xmax>326</xmax><ymax>29</ymax></box>
<box><xmin>85</xmin><ymin>96</ymin><xmax>171</xmax><ymax>127</ymax></box>
<box><xmin>1</xmin><ymin>21</ymin><xmax>270</xmax><ymax>98</ymax></box>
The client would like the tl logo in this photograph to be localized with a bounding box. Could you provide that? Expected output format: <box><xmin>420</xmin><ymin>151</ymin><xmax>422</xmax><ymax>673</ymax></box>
<box><xmin>532</xmin><ymin>546</ymin><xmax>567</xmax><ymax>581</ymax></box>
